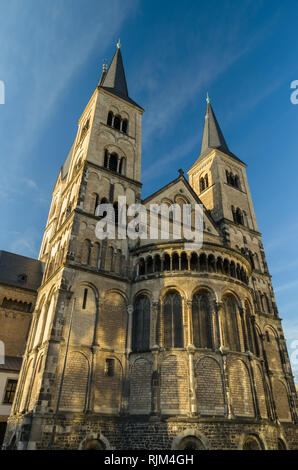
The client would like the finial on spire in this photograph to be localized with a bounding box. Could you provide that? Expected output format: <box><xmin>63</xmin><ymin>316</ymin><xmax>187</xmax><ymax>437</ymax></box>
<box><xmin>102</xmin><ymin>58</ymin><xmax>108</xmax><ymax>72</ymax></box>
<box><xmin>206</xmin><ymin>92</ymin><xmax>210</xmax><ymax>104</ymax></box>
<box><xmin>117</xmin><ymin>38</ymin><xmax>121</xmax><ymax>49</ymax></box>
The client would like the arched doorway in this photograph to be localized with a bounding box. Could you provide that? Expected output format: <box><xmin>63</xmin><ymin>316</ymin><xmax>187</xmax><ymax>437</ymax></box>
<box><xmin>176</xmin><ymin>436</ymin><xmax>205</xmax><ymax>450</ymax></box>
<box><xmin>83</xmin><ymin>439</ymin><xmax>105</xmax><ymax>450</ymax></box>
<box><xmin>243</xmin><ymin>435</ymin><xmax>264</xmax><ymax>450</ymax></box>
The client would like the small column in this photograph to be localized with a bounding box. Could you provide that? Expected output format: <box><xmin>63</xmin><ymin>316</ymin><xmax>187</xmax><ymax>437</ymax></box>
<box><xmin>126</xmin><ymin>304</ymin><xmax>134</xmax><ymax>353</ymax></box>
<box><xmin>186</xmin><ymin>300</ymin><xmax>193</xmax><ymax>346</ymax></box>
<box><xmin>151</xmin><ymin>301</ymin><xmax>159</xmax><ymax>349</ymax></box>
<box><xmin>215</xmin><ymin>301</ymin><xmax>224</xmax><ymax>349</ymax></box>
<box><xmin>239</xmin><ymin>306</ymin><xmax>248</xmax><ymax>352</ymax></box>
<box><xmin>221</xmin><ymin>354</ymin><xmax>234</xmax><ymax>419</ymax></box>
<box><xmin>151</xmin><ymin>345</ymin><xmax>160</xmax><ymax>416</ymax></box>
<box><xmin>187</xmin><ymin>345</ymin><xmax>198</xmax><ymax>416</ymax></box>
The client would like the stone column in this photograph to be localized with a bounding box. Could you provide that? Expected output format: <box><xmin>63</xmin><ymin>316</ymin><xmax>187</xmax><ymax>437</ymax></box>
<box><xmin>151</xmin><ymin>346</ymin><xmax>160</xmax><ymax>416</ymax></box>
<box><xmin>239</xmin><ymin>306</ymin><xmax>248</xmax><ymax>352</ymax></box>
<box><xmin>186</xmin><ymin>300</ymin><xmax>193</xmax><ymax>346</ymax></box>
<box><xmin>187</xmin><ymin>345</ymin><xmax>198</xmax><ymax>416</ymax></box>
<box><xmin>151</xmin><ymin>301</ymin><xmax>159</xmax><ymax>349</ymax></box>
<box><xmin>221</xmin><ymin>354</ymin><xmax>234</xmax><ymax>419</ymax></box>
<box><xmin>126</xmin><ymin>304</ymin><xmax>133</xmax><ymax>353</ymax></box>
<box><xmin>215</xmin><ymin>301</ymin><xmax>224</xmax><ymax>349</ymax></box>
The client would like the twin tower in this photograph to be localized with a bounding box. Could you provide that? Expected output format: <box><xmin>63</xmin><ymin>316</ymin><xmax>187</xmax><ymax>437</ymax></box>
<box><xmin>3</xmin><ymin>44</ymin><xmax>297</xmax><ymax>450</ymax></box>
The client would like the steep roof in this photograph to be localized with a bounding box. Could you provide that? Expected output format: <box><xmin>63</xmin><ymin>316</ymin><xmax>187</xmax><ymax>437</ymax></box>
<box><xmin>0</xmin><ymin>251</ymin><xmax>43</xmax><ymax>291</ymax></box>
<box><xmin>190</xmin><ymin>99</ymin><xmax>245</xmax><ymax>168</ymax></box>
<box><xmin>98</xmin><ymin>45</ymin><xmax>143</xmax><ymax>111</ymax></box>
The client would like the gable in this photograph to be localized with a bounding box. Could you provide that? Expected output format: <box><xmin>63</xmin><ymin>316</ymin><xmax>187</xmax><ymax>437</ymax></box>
<box><xmin>143</xmin><ymin>176</ymin><xmax>220</xmax><ymax>238</ymax></box>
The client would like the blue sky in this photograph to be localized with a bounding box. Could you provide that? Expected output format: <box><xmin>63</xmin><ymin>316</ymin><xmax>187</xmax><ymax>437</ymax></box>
<box><xmin>0</xmin><ymin>0</ymin><xmax>297</xmax><ymax>379</ymax></box>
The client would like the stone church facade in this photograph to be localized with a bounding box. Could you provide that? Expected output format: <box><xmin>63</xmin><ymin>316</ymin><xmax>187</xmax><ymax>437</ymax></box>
<box><xmin>3</xmin><ymin>44</ymin><xmax>298</xmax><ymax>450</ymax></box>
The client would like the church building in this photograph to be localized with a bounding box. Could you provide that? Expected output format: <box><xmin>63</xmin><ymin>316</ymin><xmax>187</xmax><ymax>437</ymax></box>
<box><xmin>2</xmin><ymin>43</ymin><xmax>297</xmax><ymax>450</ymax></box>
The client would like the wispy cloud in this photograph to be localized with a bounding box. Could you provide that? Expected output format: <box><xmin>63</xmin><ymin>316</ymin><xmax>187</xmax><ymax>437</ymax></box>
<box><xmin>0</xmin><ymin>0</ymin><xmax>138</xmax><ymax>168</ymax></box>
<box><xmin>275</xmin><ymin>279</ymin><xmax>298</xmax><ymax>293</ymax></box>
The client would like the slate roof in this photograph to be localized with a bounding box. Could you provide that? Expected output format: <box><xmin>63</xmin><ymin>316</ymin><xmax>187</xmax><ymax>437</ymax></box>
<box><xmin>190</xmin><ymin>101</ymin><xmax>245</xmax><ymax>169</ymax></box>
<box><xmin>0</xmin><ymin>251</ymin><xmax>43</xmax><ymax>291</ymax></box>
<box><xmin>98</xmin><ymin>47</ymin><xmax>143</xmax><ymax>111</ymax></box>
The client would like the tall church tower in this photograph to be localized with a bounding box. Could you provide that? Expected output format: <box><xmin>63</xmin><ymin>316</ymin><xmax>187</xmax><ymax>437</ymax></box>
<box><xmin>4</xmin><ymin>43</ymin><xmax>144</xmax><ymax>450</ymax></box>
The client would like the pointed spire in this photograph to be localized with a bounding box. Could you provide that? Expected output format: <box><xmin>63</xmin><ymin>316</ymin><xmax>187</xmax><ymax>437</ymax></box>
<box><xmin>98</xmin><ymin>42</ymin><xmax>143</xmax><ymax>110</ymax></box>
<box><xmin>200</xmin><ymin>98</ymin><xmax>230</xmax><ymax>157</ymax></box>
<box><xmin>189</xmin><ymin>97</ymin><xmax>244</xmax><ymax>170</ymax></box>
<box><xmin>100</xmin><ymin>43</ymin><xmax>129</xmax><ymax>97</ymax></box>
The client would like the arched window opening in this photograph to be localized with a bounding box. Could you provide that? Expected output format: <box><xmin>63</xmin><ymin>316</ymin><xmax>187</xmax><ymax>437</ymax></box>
<box><xmin>107</xmin><ymin>111</ymin><xmax>113</xmax><ymax>127</ymax></box>
<box><xmin>113</xmin><ymin>115</ymin><xmax>121</xmax><ymax>130</ymax></box>
<box><xmin>243</xmin><ymin>435</ymin><xmax>263</xmax><ymax>450</ymax></box>
<box><xmin>223</xmin><ymin>259</ymin><xmax>230</xmax><ymax>276</ymax></box>
<box><xmin>236</xmin><ymin>208</ymin><xmax>243</xmax><ymax>225</ymax></box>
<box><xmin>132</xmin><ymin>295</ymin><xmax>150</xmax><ymax>352</ymax></box>
<box><xmin>216</xmin><ymin>257</ymin><xmax>223</xmax><ymax>274</ymax></box>
<box><xmin>139</xmin><ymin>258</ymin><xmax>145</xmax><ymax>276</ymax></box>
<box><xmin>190</xmin><ymin>252</ymin><xmax>198</xmax><ymax>271</ymax></box>
<box><xmin>199</xmin><ymin>253</ymin><xmax>207</xmax><ymax>271</ymax></box>
<box><xmin>172</xmin><ymin>253</ymin><xmax>179</xmax><ymax>271</ymax></box>
<box><xmin>164</xmin><ymin>253</ymin><xmax>170</xmax><ymax>271</ymax></box>
<box><xmin>204</xmin><ymin>174</ymin><xmax>209</xmax><ymax>188</ymax></box>
<box><xmin>83</xmin><ymin>439</ymin><xmax>106</xmax><ymax>450</ymax></box>
<box><xmin>230</xmin><ymin>261</ymin><xmax>236</xmax><ymax>277</ymax></box>
<box><xmin>235</xmin><ymin>175</ymin><xmax>241</xmax><ymax>189</ymax></box>
<box><xmin>208</xmin><ymin>255</ymin><xmax>216</xmax><ymax>273</ymax></box>
<box><xmin>146</xmin><ymin>256</ymin><xmax>153</xmax><ymax>274</ymax></box>
<box><xmin>163</xmin><ymin>291</ymin><xmax>183</xmax><ymax>348</ymax></box>
<box><xmin>200</xmin><ymin>177</ymin><xmax>205</xmax><ymax>192</ymax></box>
<box><xmin>222</xmin><ymin>295</ymin><xmax>241</xmax><ymax>351</ymax></box>
<box><xmin>122</xmin><ymin>119</ymin><xmax>128</xmax><ymax>134</ymax></box>
<box><xmin>181</xmin><ymin>252</ymin><xmax>188</xmax><ymax>270</ymax></box>
<box><xmin>229</xmin><ymin>173</ymin><xmax>235</xmax><ymax>186</ymax></box>
<box><xmin>109</xmin><ymin>153</ymin><xmax>118</xmax><ymax>172</ymax></box>
<box><xmin>154</xmin><ymin>255</ymin><xmax>161</xmax><ymax>272</ymax></box>
<box><xmin>176</xmin><ymin>436</ymin><xmax>205</xmax><ymax>450</ymax></box>
<box><xmin>231</xmin><ymin>205</ymin><xmax>237</xmax><ymax>223</ymax></box>
<box><xmin>192</xmin><ymin>293</ymin><xmax>213</xmax><ymax>349</ymax></box>
<box><xmin>236</xmin><ymin>264</ymin><xmax>241</xmax><ymax>280</ymax></box>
